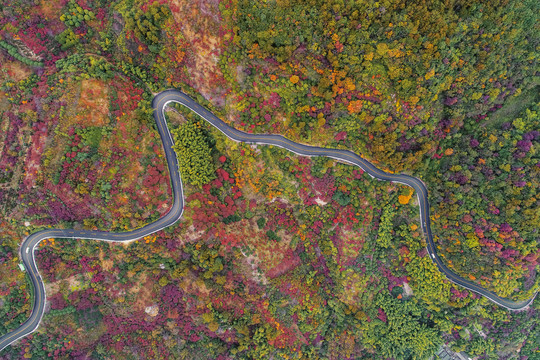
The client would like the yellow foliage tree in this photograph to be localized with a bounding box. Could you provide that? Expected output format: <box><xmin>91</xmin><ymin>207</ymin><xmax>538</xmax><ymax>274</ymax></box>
<box><xmin>398</xmin><ymin>190</ymin><xmax>413</xmax><ymax>205</ymax></box>
<box><xmin>347</xmin><ymin>100</ymin><xmax>363</xmax><ymax>114</ymax></box>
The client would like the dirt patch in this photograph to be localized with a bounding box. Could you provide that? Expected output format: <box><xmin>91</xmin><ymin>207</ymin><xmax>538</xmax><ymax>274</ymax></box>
<box><xmin>0</xmin><ymin>112</ymin><xmax>11</xmax><ymax>163</ymax></box>
<box><xmin>66</xmin><ymin>274</ymin><xmax>86</xmax><ymax>290</ymax></box>
<box><xmin>75</xmin><ymin>79</ymin><xmax>110</xmax><ymax>127</ymax></box>
<box><xmin>1</xmin><ymin>57</ymin><xmax>32</xmax><ymax>82</ymax></box>
<box><xmin>240</xmin><ymin>248</ymin><xmax>268</xmax><ymax>285</ymax></box>
<box><xmin>99</xmin><ymin>249</ymin><xmax>114</xmax><ymax>272</ymax></box>
<box><xmin>403</xmin><ymin>282</ymin><xmax>414</xmax><ymax>296</ymax></box>
<box><xmin>169</xmin><ymin>0</ymin><xmax>227</xmax><ymax>103</ymax></box>
<box><xmin>23</xmin><ymin>124</ymin><xmax>48</xmax><ymax>188</ymax></box>
<box><xmin>0</xmin><ymin>91</ymin><xmax>6</xmax><ymax>111</ymax></box>
<box><xmin>58</xmin><ymin>82</ymin><xmax>82</xmax><ymax>131</ymax></box>
<box><xmin>122</xmin><ymin>152</ymin><xmax>145</xmax><ymax>187</ymax></box>
<box><xmin>182</xmin><ymin>224</ymin><xmax>206</xmax><ymax>246</ymax></box>
<box><xmin>110</xmin><ymin>108</ymin><xmax>158</xmax><ymax>185</ymax></box>
<box><xmin>44</xmin><ymin>274</ymin><xmax>84</xmax><ymax>296</ymax></box>
<box><xmin>145</xmin><ymin>304</ymin><xmax>159</xmax><ymax>317</ymax></box>
<box><xmin>180</xmin><ymin>271</ymin><xmax>212</xmax><ymax>298</ymax></box>
<box><xmin>129</xmin><ymin>273</ymin><xmax>155</xmax><ymax>312</ymax></box>
<box><xmin>58</xmin><ymin>79</ymin><xmax>110</xmax><ymax>131</ymax></box>
<box><xmin>227</xmin><ymin>220</ymin><xmax>300</xmax><ymax>279</ymax></box>
<box><xmin>39</xmin><ymin>0</ymin><xmax>64</xmax><ymax>20</ymax></box>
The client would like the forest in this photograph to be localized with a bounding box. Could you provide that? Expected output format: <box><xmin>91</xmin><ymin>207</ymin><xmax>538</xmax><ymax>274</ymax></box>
<box><xmin>0</xmin><ymin>0</ymin><xmax>538</xmax><ymax>359</ymax></box>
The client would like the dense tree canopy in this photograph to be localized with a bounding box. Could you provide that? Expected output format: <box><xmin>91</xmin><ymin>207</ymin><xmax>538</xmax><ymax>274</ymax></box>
<box><xmin>0</xmin><ymin>0</ymin><xmax>538</xmax><ymax>358</ymax></box>
<box><xmin>171</xmin><ymin>121</ymin><xmax>216</xmax><ymax>187</ymax></box>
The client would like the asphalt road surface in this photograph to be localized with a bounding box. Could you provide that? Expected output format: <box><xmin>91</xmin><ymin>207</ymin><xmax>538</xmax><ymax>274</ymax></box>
<box><xmin>0</xmin><ymin>89</ymin><xmax>536</xmax><ymax>352</ymax></box>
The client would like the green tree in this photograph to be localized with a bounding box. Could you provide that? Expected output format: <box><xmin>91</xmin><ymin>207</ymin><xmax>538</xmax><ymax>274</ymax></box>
<box><xmin>362</xmin><ymin>294</ymin><xmax>442</xmax><ymax>359</ymax></box>
<box><xmin>171</xmin><ymin>121</ymin><xmax>216</xmax><ymax>187</ymax></box>
<box><xmin>376</xmin><ymin>205</ymin><xmax>395</xmax><ymax>249</ymax></box>
<box><xmin>124</xmin><ymin>3</ymin><xmax>170</xmax><ymax>51</ymax></box>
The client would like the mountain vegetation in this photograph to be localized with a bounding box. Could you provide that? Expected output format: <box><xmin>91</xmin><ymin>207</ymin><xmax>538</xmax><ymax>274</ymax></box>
<box><xmin>0</xmin><ymin>0</ymin><xmax>537</xmax><ymax>359</ymax></box>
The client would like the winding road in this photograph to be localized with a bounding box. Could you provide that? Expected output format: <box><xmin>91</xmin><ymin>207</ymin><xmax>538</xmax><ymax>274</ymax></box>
<box><xmin>0</xmin><ymin>89</ymin><xmax>536</xmax><ymax>352</ymax></box>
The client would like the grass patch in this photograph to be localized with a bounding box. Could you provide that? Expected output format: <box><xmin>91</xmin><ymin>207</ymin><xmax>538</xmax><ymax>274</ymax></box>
<box><xmin>483</xmin><ymin>85</ymin><xmax>539</xmax><ymax>127</ymax></box>
<box><xmin>25</xmin><ymin>271</ymin><xmax>34</xmax><ymax>308</ymax></box>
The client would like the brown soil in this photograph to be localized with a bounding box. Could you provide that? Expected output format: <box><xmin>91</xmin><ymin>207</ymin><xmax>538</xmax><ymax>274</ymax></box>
<box><xmin>0</xmin><ymin>112</ymin><xmax>11</xmax><ymax>163</ymax></box>
<box><xmin>1</xmin><ymin>58</ymin><xmax>32</xmax><ymax>82</ymax></box>
<box><xmin>23</xmin><ymin>125</ymin><xmax>48</xmax><ymax>188</ymax></box>
<box><xmin>226</xmin><ymin>220</ymin><xmax>300</xmax><ymax>279</ymax></box>
<box><xmin>58</xmin><ymin>79</ymin><xmax>109</xmax><ymax>131</ymax></box>
<box><xmin>180</xmin><ymin>271</ymin><xmax>211</xmax><ymax>298</ymax></box>
<box><xmin>99</xmin><ymin>249</ymin><xmax>114</xmax><ymax>272</ymax></box>
<box><xmin>39</xmin><ymin>0</ymin><xmax>63</xmax><ymax>20</ymax></box>
<box><xmin>129</xmin><ymin>273</ymin><xmax>154</xmax><ymax>312</ymax></box>
<box><xmin>75</xmin><ymin>79</ymin><xmax>110</xmax><ymax>127</ymax></box>
<box><xmin>123</xmin><ymin>153</ymin><xmax>145</xmax><ymax>188</ymax></box>
<box><xmin>182</xmin><ymin>224</ymin><xmax>206</xmax><ymax>246</ymax></box>
<box><xmin>169</xmin><ymin>0</ymin><xmax>226</xmax><ymax>102</ymax></box>
<box><xmin>44</xmin><ymin>274</ymin><xmax>84</xmax><ymax>297</ymax></box>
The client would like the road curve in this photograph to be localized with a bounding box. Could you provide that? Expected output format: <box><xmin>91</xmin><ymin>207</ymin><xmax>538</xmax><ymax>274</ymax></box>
<box><xmin>0</xmin><ymin>89</ymin><xmax>536</xmax><ymax>352</ymax></box>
